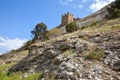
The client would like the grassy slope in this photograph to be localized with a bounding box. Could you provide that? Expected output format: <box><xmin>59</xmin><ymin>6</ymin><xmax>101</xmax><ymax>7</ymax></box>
<box><xmin>0</xmin><ymin>63</ymin><xmax>43</xmax><ymax>80</ymax></box>
<box><xmin>82</xmin><ymin>18</ymin><xmax>120</xmax><ymax>33</ymax></box>
<box><xmin>0</xmin><ymin>35</ymin><xmax>41</xmax><ymax>80</ymax></box>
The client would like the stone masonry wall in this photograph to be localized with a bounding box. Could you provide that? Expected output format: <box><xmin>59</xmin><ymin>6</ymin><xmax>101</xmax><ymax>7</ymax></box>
<box><xmin>76</xmin><ymin>6</ymin><xmax>108</xmax><ymax>28</ymax></box>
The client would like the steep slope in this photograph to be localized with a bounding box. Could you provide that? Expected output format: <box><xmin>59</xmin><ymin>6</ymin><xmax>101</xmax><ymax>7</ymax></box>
<box><xmin>0</xmin><ymin>49</ymin><xmax>28</xmax><ymax>65</ymax></box>
<box><xmin>8</xmin><ymin>18</ymin><xmax>120</xmax><ymax>80</ymax></box>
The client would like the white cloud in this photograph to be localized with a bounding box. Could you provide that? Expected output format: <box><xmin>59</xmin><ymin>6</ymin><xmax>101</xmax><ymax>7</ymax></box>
<box><xmin>0</xmin><ymin>36</ymin><xmax>27</xmax><ymax>54</ymax></box>
<box><xmin>89</xmin><ymin>0</ymin><xmax>115</xmax><ymax>12</ymax></box>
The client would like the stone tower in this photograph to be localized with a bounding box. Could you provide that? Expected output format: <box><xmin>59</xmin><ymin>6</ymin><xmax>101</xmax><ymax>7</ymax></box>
<box><xmin>61</xmin><ymin>12</ymin><xmax>74</xmax><ymax>26</ymax></box>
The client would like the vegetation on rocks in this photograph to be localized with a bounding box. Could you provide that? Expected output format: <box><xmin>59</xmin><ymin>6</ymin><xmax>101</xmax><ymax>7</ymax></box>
<box><xmin>63</xmin><ymin>49</ymin><xmax>76</xmax><ymax>57</ymax></box>
<box><xmin>85</xmin><ymin>47</ymin><xmax>104</xmax><ymax>60</ymax></box>
<box><xmin>81</xmin><ymin>18</ymin><xmax>120</xmax><ymax>33</ymax></box>
<box><xmin>65</xmin><ymin>22</ymin><xmax>78</xmax><ymax>33</ymax></box>
<box><xmin>90</xmin><ymin>21</ymin><xmax>99</xmax><ymax>27</ymax></box>
<box><xmin>0</xmin><ymin>63</ymin><xmax>43</xmax><ymax>80</ymax></box>
<box><xmin>107</xmin><ymin>0</ymin><xmax>120</xmax><ymax>19</ymax></box>
<box><xmin>24</xmin><ymin>40</ymin><xmax>33</xmax><ymax>49</ymax></box>
<box><xmin>47</xmin><ymin>28</ymin><xmax>62</xmax><ymax>38</ymax></box>
<box><xmin>81</xmin><ymin>21</ymin><xmax>100</xmax><ymax>30</ymax></box>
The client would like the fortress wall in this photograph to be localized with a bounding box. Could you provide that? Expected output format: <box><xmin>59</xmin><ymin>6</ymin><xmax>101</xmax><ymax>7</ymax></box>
<box><xmin>76</xmin><ymin>6</ymin><xmax>108</xmax><ymax>28</ymax></box>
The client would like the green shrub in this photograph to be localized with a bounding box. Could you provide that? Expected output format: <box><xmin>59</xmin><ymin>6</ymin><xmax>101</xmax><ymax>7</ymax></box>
<box><xmin>90</xmin><ymin>22</ymin><xmax>99</xmax><ymax>27</ymax></box>
<box><xmin>81</xmin><ymin>26</ymin><xmax>89</xmax><ymax>29</ymax></box>
<box><xmin>114</xmin><ymin>8</ymin><xmax>120</xmax><ymax>17</ymax></box>
<box><xmin>85</xmin><ymin>48</ymin><xmax>104</xmax><ymax>60</ymax></box>
<box><xmin>65</xmin><ymin>22</ymin><xmax>78</xmax><ymax>33</ymax></box>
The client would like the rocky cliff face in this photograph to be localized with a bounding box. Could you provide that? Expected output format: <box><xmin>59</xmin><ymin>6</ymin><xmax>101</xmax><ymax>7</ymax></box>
<box><xmin>9</xmin><ymin>18</ymin><xmax>120</xmax><ymax>80</ymax></box>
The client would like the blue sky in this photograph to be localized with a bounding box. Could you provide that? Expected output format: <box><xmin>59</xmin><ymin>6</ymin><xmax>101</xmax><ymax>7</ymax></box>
<box><xmin>0</xmin><ymin>0</ymin><xmax>115</xmax><ymax>54</ymax></box>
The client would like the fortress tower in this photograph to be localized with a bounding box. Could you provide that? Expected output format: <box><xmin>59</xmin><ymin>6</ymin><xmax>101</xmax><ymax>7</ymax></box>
<box><xmin>61</xmin><ymin>12</ymin><xmax>74</xmax><ymax>26</ymax></box>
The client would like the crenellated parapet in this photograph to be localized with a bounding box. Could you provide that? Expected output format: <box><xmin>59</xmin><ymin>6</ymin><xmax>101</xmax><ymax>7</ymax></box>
<box><xmin>62</xmin><ymin>12</ymin><xmax>74</xmax><ymax>17</ymax></box>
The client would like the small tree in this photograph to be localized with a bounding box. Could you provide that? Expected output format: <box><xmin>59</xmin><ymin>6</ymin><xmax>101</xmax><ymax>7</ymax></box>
<box><xmin>31</xmin><ymin>23</ymin><xmax>47</xmax><ymax>41</ymax></box>
<box><xmin>65</xmin><ymin>22</ymin><xmax>78</xmax><ymax>33</ymax></box>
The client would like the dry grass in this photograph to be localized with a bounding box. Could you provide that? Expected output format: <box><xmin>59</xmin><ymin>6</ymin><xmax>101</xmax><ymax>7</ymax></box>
<box><xmin>82</xmin><ymin>18</ymin><xmax>120</xmax><ymax>33</ymax></box>
<box><xmin>85</xmin><ymin>47</ymin><xmax>104</xmax><ymax>61</ymax></box>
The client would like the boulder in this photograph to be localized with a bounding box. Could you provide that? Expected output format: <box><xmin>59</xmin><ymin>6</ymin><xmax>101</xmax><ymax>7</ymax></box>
<box><xmin>113</xmin><ymin>61</ymin><xmax>120</xmax><ymax>71</ymax></box>
<box><xmin>44</xmin><ymin>48</ymin><xmax>59</xmax><ymax>59</ymax></box>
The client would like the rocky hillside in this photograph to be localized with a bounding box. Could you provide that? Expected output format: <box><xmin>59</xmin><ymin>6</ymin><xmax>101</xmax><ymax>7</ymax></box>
<box><xmin>8</xmin><ymin>18</ymin><xmax>120</xmax><ymax>80</ymax></box>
